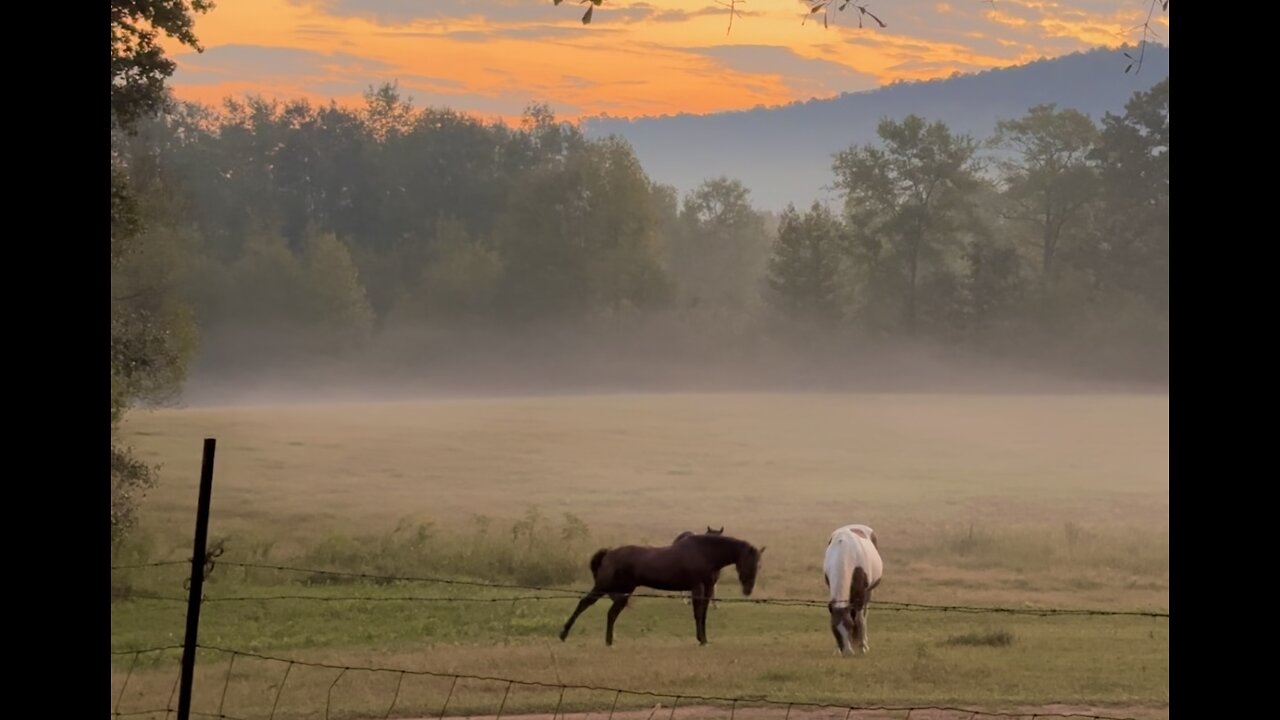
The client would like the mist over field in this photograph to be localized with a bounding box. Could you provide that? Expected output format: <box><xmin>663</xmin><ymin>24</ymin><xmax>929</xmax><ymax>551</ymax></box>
<box><xmin>116</xmin><ymin>46</ymin><xmax>1168</xmax><ymax>410</ymax></box>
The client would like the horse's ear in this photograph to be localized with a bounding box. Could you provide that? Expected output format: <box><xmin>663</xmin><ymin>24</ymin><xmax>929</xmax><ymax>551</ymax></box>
<box><xmin>759</xmin><ymin>545</ymin><xmax>767</xmax><ymax>555</ymax></box>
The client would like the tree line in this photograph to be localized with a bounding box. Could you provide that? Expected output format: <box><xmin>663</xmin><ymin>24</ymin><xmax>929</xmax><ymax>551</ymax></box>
<box><xmin>115</xmin><ymin>78</ymin><xmax>1167</xmax><ymax>374</ymax></box>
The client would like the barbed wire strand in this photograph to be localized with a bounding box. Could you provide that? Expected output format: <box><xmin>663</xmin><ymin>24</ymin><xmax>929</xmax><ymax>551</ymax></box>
<box><xmin>555</xmin><ymin>686</ymin><xmax>567</xmax><ymax>720</ymax></box>
<box><xmin>325</xmin><ymin>667</ymin><xmax>347</xmax><ymax>720</ymax></box>
<box><xmin>268</xmin><ymin>660</ymin><xmax>293</xmax><ymax>720</ymax></box>
<box><xmin>438</xmin><ymin>675</ymin><xmax>459</xmax><ymax>720</ymax></box>
<box><xmin>116</xmin><ymin>651</ymin><xmax>141</xmax><ymax>715</ymax></box>
<box><xmin>128</xmin><ymin>591</ymin><xmax>1168</xmax><ymax>619</ymax></box>
<box><xmin>115</xmin><ymin>584</ymin><xmax>1167</xmax><ymax>618</ymax></box>
<box><xmin>218</xmin><ymin>652</ymin><xmax>237</xmax><ymax>718</ymax></box>
<box><xmin>497</xmin><ymin>680</ymin><xmax>515</xmax><ymax>720</ymax></box>
<box><xmin>188</xmin><ymin>644</ymin><xmax>1140</xmax><ymax>720</ymax></box>
<box><xmin>111</xmin><ymin>645</ymin><xmax>186</xmax><ymax>655</ymax></box>
<box><xmin>384</xmin><ymin>670</ymin><xmax>406</xmax><ymax>719</ymax></box>
<box><xmin>165</xmin><ymin>663</ymin><xmax>181</xmax><ymax>720</ymax></box>
<box><xmin>191</xmin><ymin>710</ymin><xmax>252</xmax><ymax>720</ymax></box>
<box><xmin>113</xmin><ymin>560</ymin><xmax>191</xmax><ymax>570</ymax></box>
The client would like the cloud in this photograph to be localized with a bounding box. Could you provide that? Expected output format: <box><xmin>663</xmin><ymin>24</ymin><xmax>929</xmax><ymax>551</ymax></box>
<box><xmin>168</xmin><ymin>0</ymin><xmax>1169</xmax><ymax>122</ymax></box>
<box><xmin>172</xmin><ymin>44</ymin><xmax>393</xmax><ymax>86</ymax></box>
<box><xmin>688</xmin><ymin>44</ymin><xmax>880</xmax><ymax>95</ymax></box>
<box><xmin>296</xmin><ymin>0</ymin><xmax>567</xmax><ymax>24</ymax></box>
<box><xmin>398</xmin><ymin>82</ymin><xmax>582</xmax><ymax>119</ymax></box>
<box><xmin>650</xmin><ymin>4</ymin><xmax>762</xmax><ymax>22</ymax></box>
<box><xmin>295</xmin><ymin>0</ymin><xmax>763</xmax><ymax>27</ymax></box>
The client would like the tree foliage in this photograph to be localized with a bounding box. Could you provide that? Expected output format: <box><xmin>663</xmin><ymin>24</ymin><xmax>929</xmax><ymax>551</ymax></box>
<box><xmin>671</xmin><ymin>178</ymin><xmax>770</xmax><ymax>313</ymax></box>
<box><xmin>111</xmin><ymin>0</ymin><xmax>213</xmax><ymax>131</ymax></box>
<box><xmin>832</xmin><ymin>116</ymin><xmax>983</xmax><ymax>334</ymax></box>
<box><xmin>767</xmin><ymin>202</ymin><xmax>845</xmax><ymax>322</ymax></box>
<box><xmin>992</xmin><ymin>105</ymin><xmax>1099</xmax><ymax>289</ymax></box>
<box><xmin>110</xmin><ymin>0</ymin><xmax>211</xmax><ymax>545</ymax></box>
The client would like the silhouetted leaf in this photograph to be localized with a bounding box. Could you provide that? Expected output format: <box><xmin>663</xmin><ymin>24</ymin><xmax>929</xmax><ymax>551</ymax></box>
<box><xmin>554</xmin><ymin>0</ymin><xmax>564</xmax><ymax>5</ymax></box>
<box><xmin>811</xmin><ymin>4</ymin><xmax>826</xmax><ymax>13</ymax></box>
<box><xmin>583</xmin><ymin>5</ymin><xmax>593</xmax><ymax>23</ymax></box>
<box><xmin>1125</xmin><ymin>64</ymin><xmax>1133</xmax><ymax>74</ymax></box>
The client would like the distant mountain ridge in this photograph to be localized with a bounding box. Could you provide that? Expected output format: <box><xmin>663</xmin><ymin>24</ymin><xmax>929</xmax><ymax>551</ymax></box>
<box><xmin>582</xmin><ymin>45</ymin><xmax>1169</xmax><ymax>212</ymax></box>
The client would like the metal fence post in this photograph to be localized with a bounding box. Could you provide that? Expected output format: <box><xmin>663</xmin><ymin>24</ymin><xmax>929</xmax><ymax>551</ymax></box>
<box><xmin>177</xmin><ymin>438</ymin><xmax>217</xmax><ymax>720</ymax></box>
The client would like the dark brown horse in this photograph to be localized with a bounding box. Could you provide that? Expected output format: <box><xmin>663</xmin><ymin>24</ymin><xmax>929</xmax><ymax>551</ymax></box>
<box><xmin>558</xmin><ymin>534</ymin><xmax>765</xmax><ymax>646</ymax></box>
<box><xmin>674</xmin><ymin>526</ymin><xmax>724</xmax><ymax>608</ymax></box>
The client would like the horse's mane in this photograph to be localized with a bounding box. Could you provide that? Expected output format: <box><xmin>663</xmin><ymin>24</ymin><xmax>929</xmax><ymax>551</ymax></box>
<box><xmin>681</xmin><ymin>533</ymin><xmax>754</xmax><ymax>554</ymax></box>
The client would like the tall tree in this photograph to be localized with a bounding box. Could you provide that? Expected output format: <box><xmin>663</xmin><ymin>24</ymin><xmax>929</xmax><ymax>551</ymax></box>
<box><xmin>991</xmin><ymin>104</ymin><xmax>1099</xmax><ymax>291</ymax></box>
<box><xmin>1088</xmin><ymin>78</ymin><xmax>1169</xmax><ymax>310</ymax></box>
<box><xmin>494</xmin><ymin>132</ymin><xmax>668</xmax><ymax>319</ymax></box>
<box><xmin>111</xmin><ymin>0</ymin><xmax>213</xmax><ymax>131</ymax></box>
<box><xmin>671</xmin><ymin>178</ymin><xmax>769</xmax><ymax>312</ymax></box>
<box><xmin>832</xmin><ymin>115</ymin><xmax>982</xmax><ymax>334</ymax></box>
<box><xmin>110</xmin><ymin>0</ymin><xmax>212</xmax><ymax>545</ymax></box>
<box><xmin>767</xmin><ymin>202</ymin><xmax>845</xmax><ymax>322</ymax></box>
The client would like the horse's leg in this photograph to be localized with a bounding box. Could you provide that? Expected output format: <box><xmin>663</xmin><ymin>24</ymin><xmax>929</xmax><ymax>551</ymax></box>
<box><xmin>559</xmin><ymin>591</ymin><xmax>603</xmax><ymax>641</ymax></box>
<box><xmin>860</xmin><ymin>590</ymin><xmax>871</xmax><ymax>654</ymax></box>
<box><xmin>857</xmin><ymin>587</ymin><xmax>872</xmax><ymax>654</ymax></box>
<box><xmin>693</xmin><ymin>597</ymin><xmax>710</xmax><ymax>646</ymax></box>
<box><xmin>604</xmin><ymin>593</ymin><xmax>630</xmax><ymax>646</ymax></box>
<box><xmin>829</xmin><ymin>608</ymin><xmax>850</xmax><ymax>656</ymax></box>
<box><xmin>858</xmin><ymin>605</ymin><xmax>870</xmax><ymax>654</ymax></box>
<box><xmin>690</xmin><ymin>582</ymin><xmax>710</xmax><ymax>645</ymax></box>
<box><xmin>708</xmin><ymin>570</ymin><xmax>719</xmax><ymax>610</ymax></box>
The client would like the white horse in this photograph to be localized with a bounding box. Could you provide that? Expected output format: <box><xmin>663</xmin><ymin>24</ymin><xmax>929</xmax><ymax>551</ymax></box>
<box><xmin>822</xmin><ymin>524</ymin><xmax>882</xmax><ymax>657</ymax></box>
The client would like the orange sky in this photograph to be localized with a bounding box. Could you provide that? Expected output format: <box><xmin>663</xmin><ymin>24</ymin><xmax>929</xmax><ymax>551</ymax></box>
<box><xmin>163</xmin><ymin>0</ymin><xmax>1168</xmax><ymax>122</ymax></box>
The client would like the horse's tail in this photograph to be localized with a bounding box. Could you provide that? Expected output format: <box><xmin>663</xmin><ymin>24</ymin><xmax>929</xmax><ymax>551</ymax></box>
<box><xmin>589</xmin><ymin>548</ymin><xmax>609</xmax><ymax>578</ymax></box>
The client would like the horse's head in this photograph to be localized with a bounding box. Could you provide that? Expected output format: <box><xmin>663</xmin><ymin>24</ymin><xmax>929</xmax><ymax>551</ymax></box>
<box><xmin>735</xmin><ymin>544</ymin><xmax>766</xmax><ymax>596</ymax></box>
<box><xmin>827</xmin><ymin>601</ymin><xmax>858</xmax><ymax>656</ymax></box>
<box><xmin>706</xmin><ymin>526</ymin><xmax>724</xmax><ymax>535</ymax></box>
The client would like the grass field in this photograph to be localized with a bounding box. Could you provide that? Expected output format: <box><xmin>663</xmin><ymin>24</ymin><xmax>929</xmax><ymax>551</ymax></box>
<box><xmin>110</xmin><ymin>392</ymin><xmax>1169</xmax><ymax>720</ymax></box>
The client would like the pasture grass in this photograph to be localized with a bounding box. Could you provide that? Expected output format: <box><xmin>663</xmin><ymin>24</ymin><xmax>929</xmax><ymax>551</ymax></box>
<box><xmin>112</xmin><ymin>393</ymin><xmax>1168</xmax><ymax>719</ymax></box>
<box><xmin>940</xmin><ymin>630</ymin><xmax>1015</xmax><ymax>647</ymax></box>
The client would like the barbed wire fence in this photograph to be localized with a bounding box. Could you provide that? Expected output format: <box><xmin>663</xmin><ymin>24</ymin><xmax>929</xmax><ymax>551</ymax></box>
<box><xmin>111</xmin><ymin>644</ymin><xmax>1149</xmax><ymax>720</ymax></box>
<box><xmin>110</xmin><ymin>439</ymin><xmax>1167</xmax><ymax>720</ymax></box>
<box><xmin>111</xmin><ymin>560</ymin><xmax>1169</xmax><ymax>619</ymax></box>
